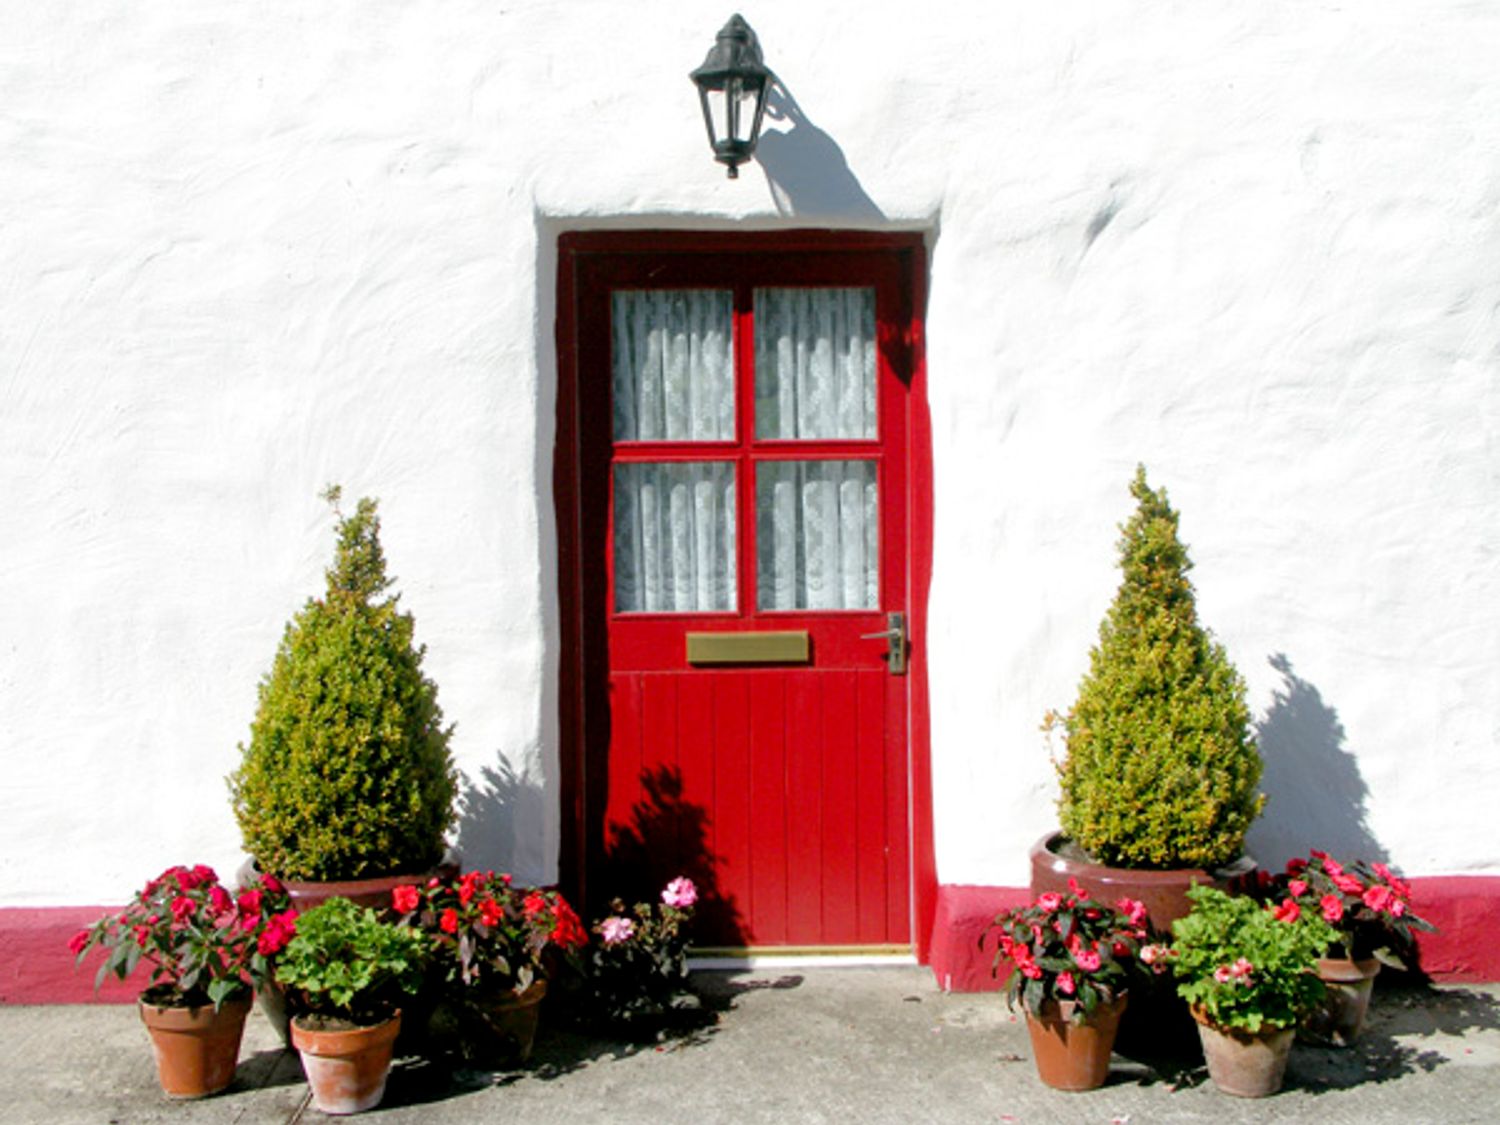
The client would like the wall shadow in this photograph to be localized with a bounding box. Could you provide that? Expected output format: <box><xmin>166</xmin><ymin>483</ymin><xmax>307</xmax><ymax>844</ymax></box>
<box><xmin>454</xmin><ymin>757</ymin><xmax>549</xmax><ymax>886</ymax></box>
<box><xmin>598</xmin><ymin>764</ymin><xmax>747</xmax><ymax>948</ymax></box>
<box><xmin>1246</xmin><ymin>653</ymin><xmax>1388</xmax><ymax>871</ymax></box>
<box><xmin>755</xmin><ymin>81</ymin><xmax>884</xmax><ymax>221</ymax></box>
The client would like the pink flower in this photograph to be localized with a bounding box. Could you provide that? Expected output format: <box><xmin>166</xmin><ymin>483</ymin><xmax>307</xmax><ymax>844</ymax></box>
<box><xmin>1363</xmin><ymin>884</ymin><xmax>1394</xmax><ymax>914</ymax></box>
<box><xmin>1333</xmin><ymin>873</ymin><xmax>1365</xmax><ymax>896</ymax></box>
<box><xmin>1273</xmin><ymin>898</ymin><xmax>1301</xmax><ymax>923</ymax></box>
<box><xmin>1036</xmin><ymin>893</ymin><xmax>1063</xmax><ymax>913</ymax></box>
<box><xmin>1072</xmin><ymin>947</ymin><xmax>1102</xmax><ymax>972</ymax></box>
<box><xmin>1232</xmin><ymin>958</ymin><xmax>1254</xmax><ymax>977</ymax></box>
<box><xmin>1056</xmin><ymin>971</ymin><xmax>1076</xmax><ymax>996</ymax></box>
<box><xmin>1287</xmin><ymin>879</ymin><xmax>1308</xmax><ymax>898</ymax></box>
<box><xmin>1214</xmin><ymin>965</ymin><xmax>1234</xmax><ymax>984</ymax></box>
<box><xmin>600</xmin><ymin>916</ymin><xmax>635</xmax><ymax>945</ymax></box>
<box><xmin>1320</xmin><ymin>894</ymin><xmax>1344</xmax><ymax>923</ymax></box>
<box><xmin>1020</xmin><ymin>961</ymin><xmax>1043</xmax><ymax>980</ymax></box>
<box><xmin>662</xmin><ymin>877</ymin><xmax>698</xmax><ymax>908</ymax></box>
<box><xmin>1115</xmin><ymin>897</ymin><xmax>1148</xmax><ymax>928</ymax></box>
<box><xmin>391</xmin><ymin>885</ymin><xmax>421</xmax><ymax>914</ymax></box>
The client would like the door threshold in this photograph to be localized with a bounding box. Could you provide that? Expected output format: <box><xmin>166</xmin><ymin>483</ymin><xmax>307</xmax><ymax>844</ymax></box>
<box><xmin>688</xmin><ymin>944</ymin><xmax>916</xmax><ymax>970</ymax></box>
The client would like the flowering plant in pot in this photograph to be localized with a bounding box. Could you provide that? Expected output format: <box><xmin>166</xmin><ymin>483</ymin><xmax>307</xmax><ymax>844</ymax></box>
<box><xmin>1169</xmin><ymin>884</ymin><xmax>1337</xmax><ymax>1096</ymax></box>
<box><xmin>564</xmin><ymin>876</ymin><xmax>701</xmax><ymax>1037</ymax></box>
<box><xmin>228</xmin><ymin>488</ymin><xmax>458</xmax><ymax>910</ymax></box>
<box><xmin>1270</xmin><ymin>851</ymin><xmax>1435</xmax><ymax>1045</ymax></box>
<box><xmin>275</xmin><ymin>897</ymin><xmax>428</xmax><ymax>1115</ymax></box>
<box><xmin>69</xmin><ymin>864</ymin><xmax>296</xmax><ymax>1098</ymax></box>
<box><xmin>391</xmin><ymin>871</ymin><xmax>588</xmax><ymax>1062</ymax></box>
<box><xmin>986</xmin><ymin>879</ymin><xmax>1149</xmax><ymax>1090</ymax></box>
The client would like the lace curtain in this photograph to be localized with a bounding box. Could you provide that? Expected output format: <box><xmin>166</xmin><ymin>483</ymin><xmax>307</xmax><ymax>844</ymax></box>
<box><xmin>611</xmin><ymin>287</ymin><xmax>878</xmax><ymax>614</ymax></box>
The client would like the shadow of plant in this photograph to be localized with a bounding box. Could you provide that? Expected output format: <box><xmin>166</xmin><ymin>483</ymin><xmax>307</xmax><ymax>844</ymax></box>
<box><xmin>232</xmin><ymin>1046</ymin><xmax>306</xmax><ymax>1093</ymax></box>
<box><xmin>454</xmin><ymin>757</ymin><xmax>548</xmax><ymax>884</ymax></box>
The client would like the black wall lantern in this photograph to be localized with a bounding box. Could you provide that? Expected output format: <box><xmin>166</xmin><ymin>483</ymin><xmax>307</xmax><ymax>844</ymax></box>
<box><xmin>690</xmin><ymin>15</ymin><xmax>773</xmax><ymax>179</ymax></box>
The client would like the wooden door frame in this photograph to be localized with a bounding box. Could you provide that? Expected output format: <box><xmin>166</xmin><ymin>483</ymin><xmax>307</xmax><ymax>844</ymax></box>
<box><xmin>553</xmin><ymin>228</ymin><xmax>937</xmax><ymax>960</ymax></box>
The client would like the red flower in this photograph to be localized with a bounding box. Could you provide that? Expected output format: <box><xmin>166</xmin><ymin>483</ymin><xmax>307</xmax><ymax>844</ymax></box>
<box><xmin>133</xmin><ymin>925</ymin><xmax>151</xmax><ymax>948</ymax></box>
<box><xmin>440</xmin><ymin>907</ymin><xmax>460</xmax><ymax>935</ymax></box>
<box><xmin>458</xmin><ymin>873</ymin><xmax>480</xmax><ymax>907</ymax></box>
<box><xmin>1321</xmin><ymin>894</ymin><xmax>1344</xmax><ymax>923</ymax></box>
<box><xmin>237</xmin><ymin>890</ymin><xmax>263</xmax><ymax>918</ymax></box>
<box><xmin>550</xmin><ymin>900</ymin><xmax>587</xmax><ymax>948</ymax></box>
<box><xmin>1285</xmin><ymin>857</ymin><xmax>1308</xmax><ymax>875</ymax></box>
<box><xmin>67</xmin><ymin>929</ymin><xmax>90</xmax><ymax>955</ymax></box>
<box><xmin>1363</xmin><ymin>884</ymin><xmax>1394</xmax><ymax>914</ymax></box>
<box><xmin>522</xmin><ymin>892</ymin><xmax>546</xmax><ymax>919</ymax></box>
<box><xmin>257</xmin><ymin>911</ymin><xmax>297</xmax><ymax>955</ymax></box>
<box><xmin>259</xmin><ymin>874</ymin><xmax>284</xmax><ymax>894</ymax></box>
<box><xmin>209</xmin><ymin>886</ymin><xmax>233</xmax><ymax>917</ymax></box>
<box><xmin>1272</xmin><ymin>898</ymin><xmax>1301</xmax><ymax>923</ymax></box>
<box><xmin>392</xmin><ymin>885</ymin><xmax>422</xmax><ymax>915</ymax></box>
<box><xmin>1287</xmin><ymin>878</ymin><xmax>1309</xmax><ymax>898</ymax></box>
<box><xmin>170</xmin><ymin>895</ymin><xmax>196</xmax><ymax>924</ymax></box>
<box><xmin>478</xmin><ymin>897</ymin><xmax>504</xmax><ymax>928</ymax></box>
<box><xmin>1036</xmin><ymin>892</ymin><xmax>1063</xmax><ymax>913</ymax></box>
<box><xmin>1332</xmin><ymin>873</ymin><xmax>1365</xmax><ymax>896</ymax></box>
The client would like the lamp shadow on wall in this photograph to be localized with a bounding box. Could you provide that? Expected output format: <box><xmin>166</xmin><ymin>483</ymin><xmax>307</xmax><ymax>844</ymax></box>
<box><xmin>755</xmin><ymin>82</ymin><xmax>884</xmax><ymax>221</ymax></box>
<box><xmin>1246</xmin><ymin>653</ymin><xmax>1388</xmax><ymax>869</ymax></box>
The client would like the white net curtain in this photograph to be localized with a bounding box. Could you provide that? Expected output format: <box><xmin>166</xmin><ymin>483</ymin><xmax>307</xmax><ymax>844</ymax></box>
<box><xmin>611</xmin><ymin>287</ymin><xmax>879</xmax><ymax>614</ymax></box>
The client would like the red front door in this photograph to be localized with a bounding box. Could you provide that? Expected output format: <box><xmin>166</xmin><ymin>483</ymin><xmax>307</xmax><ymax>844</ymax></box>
<box><xmin>557</xmin><ymin>233</ymin><xmax>926</xmax><ymax>951</ymax></box>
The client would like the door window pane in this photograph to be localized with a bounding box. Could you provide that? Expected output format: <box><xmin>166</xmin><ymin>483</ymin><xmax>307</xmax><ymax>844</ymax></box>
<box><xmin>613</xmin><ymin>290</ymin><xmax>734</xmax><ymax>441</ymax></box>
<box><xmin>754</xmin><ymin>288</ymin><xmax>876</xmax><ymax>440</ymax></box>
<box><xmin>756</xmin><ymin>460</ymin><xmax>878</xmax><ymax>610</ymax></box>
<box><xmin>614</xmin><ymin>462</ymin><xmax>737</xmax><ymax>612</ymax></box>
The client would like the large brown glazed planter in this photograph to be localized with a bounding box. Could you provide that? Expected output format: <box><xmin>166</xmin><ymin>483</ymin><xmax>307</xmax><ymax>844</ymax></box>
<box><xmin>1192</xmin><ymin>1006</ymin><xmax>1295</xmax><ymax>1097</ymax></box>
<box><xmin>138</xmin><ymin>994</ymin><xmax>252</xmax><ymax>1098</ymax></box>
<box><xmin>1301</xmin><ymin>957</ymin><xmax>1381</xmax><ymax>1047</ymax></box>
<box><xmin>1024</xmin><ymin>992</ymin><xmax>1128</xmax><ymax>1091</ymax></box>
<box><xmin>292</xmin><ymin>1012</ymin><xmax>402</xmax><ymax>1115</ymax></box>
<box><xmin>1029</xmin><ymin>832</ymin><xmax>1257</xmax><ymax>935</ymax></box>
<box><xmin>465</xmin><ymin>979</ymin><xmax>548</xmax><ymax>1065</ymax></box>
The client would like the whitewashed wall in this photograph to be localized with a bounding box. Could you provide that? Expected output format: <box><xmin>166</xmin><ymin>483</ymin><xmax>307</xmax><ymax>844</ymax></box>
<box><xmin>2</xmin><ymin>1</ymin><xmax>1497</xmax><ymax>904</ymax></box>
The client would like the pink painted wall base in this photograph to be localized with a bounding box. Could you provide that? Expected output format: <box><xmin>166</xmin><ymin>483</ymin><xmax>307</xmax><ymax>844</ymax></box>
<box><xmin>4</xmin><ymin>876</ymin><xmax>1498</xmax><ymax>1002</ymax></box>
<box><xmin>926</xmin><ymin>877</ymin><xmax>1500</xmax><ymax>992</ymax></box>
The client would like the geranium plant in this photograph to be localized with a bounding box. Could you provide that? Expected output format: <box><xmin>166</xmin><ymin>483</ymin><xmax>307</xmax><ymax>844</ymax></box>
<box><xmin>392</xmin><ymin>870</ymin><xmax>587</xmax><ymax>995</ymax></box>
<box><xmin>275</xmin><ymin>897</ymin><xmax>428</xmax><ymax>1027</ymax></box>
<box><xmin>1170</xmin><ymin>883</ymin><xmax>1337</xmax><ymax>1033</ymax></box>
<box><xmin>987</xmin><ymin>879</ymin><xmax>1149</xmax><ymax>1021</ymax></box>
<box><xmin>1272</xmin><ymin>850</ymin><xmax>1435</xmax><ymax>967</ymax></box>
<box><xmin>569</xmin><ymin>876</ymin><xmax>700</xmax><ymax>1030</ymax></box>
<box><xmin>69</xmin><ymin>864</ymin><xmax>298</xmax><ymax>1009</ymax></box>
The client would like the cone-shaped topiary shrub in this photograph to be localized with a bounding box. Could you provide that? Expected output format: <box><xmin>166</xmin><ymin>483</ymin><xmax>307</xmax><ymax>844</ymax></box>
<box><xmin>1051</xmin><ymin>466</ymin><xmax>1263</xmax><ymax>871</ymax></box>
<box><xmin>229</xmin><ymin>487</ymin><xmax>458</xmax><ymax>881</ymax></box>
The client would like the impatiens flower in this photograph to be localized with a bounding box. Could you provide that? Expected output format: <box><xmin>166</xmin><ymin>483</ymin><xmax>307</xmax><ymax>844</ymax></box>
<box><xmin>1273</xmin><ymin>898</ymin><xmax>1301</xmax><ymax>923</ymax></box>
<box><xmin>68</xmin><ymin>929</ymin><xmax>90</xmax><ymax>955</ymax></box>
<box><xmin>1321</xmin><ymin>893</ymin><xmax>1344</xmax><ymax>923</ymax></box>
<box><xmin>551</xmin><ymin>900</ymin><xmax>588</xmax><ymax>949</ymax></box>
<box><xmin>1115</xmin><ymin>897</ymin><xmax>1148</xmax><ymax>928</ymax></box>
<box><xmin>1231</xmin><ymin>958</ymin><xmax>1254</xmax><ymax>977</ymax></box>
<box><xmin>458</xmin><ymin>873</ymin><xmax>480</xmax><ymax>907</ymax></box>
<box><xmin>1067</xmin><ymin>878</ymin><xmax>1087</xmax><ymax>897</ymax></box>
<box><xmin>1056</xmin><ymin>971</ymin><xmax>1076</xmax><ymax>996</ymax></box>
<box><xmin>1140</xmin><ymin>943</ymin><xmax>1169</xmax><ymax>965</ymax></box>
<box><xmin>1333</xmin><ymin>873</ymin><xmax>1365</xmax><ymax>896</ymax></box>
<box><xmin>1214</xmin><ymin>965</ymin><xmax>1233</xmax><ymax>983</ymax></box>
<box><xmin>600</xmin><ymin>916</ymin><xmax>635</xmax><ymax>945</ymax></box>
<box><xmin>440</xmin><ymin>907</ymin><xmax>460</xmax><ymax>935</ymax></box>
<box><xmin>391</xmin><ymin>885</ymin><xmax>421</xmax><ymax>914</ymax></box>
<box><xmin>1036</xmin><ymin>893</ymin><xmax>1063</xmax><ymax>913</ymax></box>
<box><xmin>478</xmin><ymin>897</ymin><xmax>505</xmax><ymax>928</ymax></box>
<box><xmin>259</xmin><ymin>874</ymin><xmax>284</xmax><ymax>894</ymax></box>
<box><xmin>522</xmin><ymin>892</ymin><xmax>546</xmax><ymax>918</ymax></box>
<box><xmin>237</xmin><ymin>889</ymin><xmax>263</xmax><ymax>918</ymax></box>
<box><xmin>134</xmin><ymin>924</ymin><xmax>152</xmax><ymax>948</ymax></box>
<box><xmin>1020</xmin><ymin>961</ymin><xmax>1044</xmax><ymax>980</ymax></box>
<box><xmin>1072</xmin><ymin>947</ymin><xmax>1102</xmax><ymax>972</ymax></box>
<box><xmin>1287</xmin><ymin>879</ymin><xmax>1308</xmax><ymax>898</ymax></box>
<box><xmin>170</xmin><ymin>895</ymin><xmax>196</xmax><ymax>923</ymax></box>
<box><xmin>662</xmin><ymin>876</ymin><xmax>698</xmax><ymax>908</ymax></box>
<box><xmin>257</xmin><ymin>910</ymin><xmax>297</xmax><ymax>956</ymax></box>
<box><xmin>1363</xmin><ymin>884</ymin><xmax>1394</xmax><ymax>914</ymax></box>
<box><xmin>209</xmin><ymin>886</ymin><xmax>233</xmax><ymax>916</ymax></box>
<box><xmin>1286</xmin><ymin>857</ymin><xmax>1308</xmax><ymax>875</ymax></box>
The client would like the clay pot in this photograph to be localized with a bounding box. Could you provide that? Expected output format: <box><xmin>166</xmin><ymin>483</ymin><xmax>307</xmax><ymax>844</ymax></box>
<box><xmin>292</xmin><ymin>1012</ymin><xmax>402</xmax><ymax>1115</ymax></box>
<box><xmin>138</xmin><ymin>994</ymin><xmax>252</xmax><ymax>1098</ymax></box>
<box><xmin>237</xmin><ymin>850</ymin><xmax>461</xmax><ymax>917</ymax></box>
<box><xmin>1301</xmin><ymin>957</ymin><xmax>1381</xmax><ymax>1047</ymax></box>
<box><xmin>1023</xmin><ymin>992</ymin><xmax>1128</xmax><ymax>1091</ymax></box>
<box><xmin>464</xmin><ymin>979</ymin><xmax>548</xmax><ymax>1066</ymax></box>
<box><xmin>1192</xmin><ymin>1007</ymin><xmax>1295</xmax><ymax>1097</ymax></box>
<box><xmin>1029</xmin><ymin>832</ymin><xmax>1258</xmax><ymax>936</ymax></box>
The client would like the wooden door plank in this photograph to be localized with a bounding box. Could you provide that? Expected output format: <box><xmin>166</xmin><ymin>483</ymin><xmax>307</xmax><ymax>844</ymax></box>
<box><xmin>749</xmin><ymin>672</ymin><xmax>789</xmax><ymax>945</ymax></box>
<box><xmin>785</xmin><ymin>672</ymin><xmax>824</xmax><ymax>943</ymax></box>
<box><xmin>821</xmin><ymin>670</ymin><xmax>859</xmax><ymax>945</ymax></box>
<box><xmin>856</xmin><ymin>669</ymin><xmax>888</xmax><ymax>943</ymax></box>
<box><xmin>713</xmin><ymin>673</ymin><xmax>753</xmax><ymax>943</ymax></box>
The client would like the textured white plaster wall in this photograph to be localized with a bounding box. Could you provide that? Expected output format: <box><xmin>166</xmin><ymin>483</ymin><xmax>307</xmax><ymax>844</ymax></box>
<box><xmin>2</xmin><ymin>1</ymin><xmax>1496</xmax><ymax>904</ymax></box>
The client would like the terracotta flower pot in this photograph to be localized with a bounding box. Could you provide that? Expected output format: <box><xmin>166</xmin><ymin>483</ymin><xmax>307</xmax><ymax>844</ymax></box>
<box><xmin>465</xmin><ymin>979</ymin><xmax>548</xmax><ymax>1066</ymax></box>
<box><xmin>1191</xmin><ymin>1007</ymin><xmax>1295</xmax><ymax>1097</ymax></box>
<box><xmin>1023</xmin><ymin>992</ymin><xmax>1128</xmax><ymax>1091</ymax></box>
<box><xmin>138</xmin><ymin>994</ymin><xmax>252</xmax><ymax>1099</ymax></box>
<box><xmin>1300</xmin><ymin>956</ymin><xmax>1381</xmax><ymax>1047</ymax></box>
<box><xmin>292</xmin><ymin>1011</ymin><xmax>402</xmax><ymax>1115</ymax></box>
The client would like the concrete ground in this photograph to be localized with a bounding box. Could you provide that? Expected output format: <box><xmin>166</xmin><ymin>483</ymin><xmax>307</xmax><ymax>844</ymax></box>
<box><xmin>2</xmin><ymin>967</ymin><xmax>1498</xmax><ymax>1124</ymax></box>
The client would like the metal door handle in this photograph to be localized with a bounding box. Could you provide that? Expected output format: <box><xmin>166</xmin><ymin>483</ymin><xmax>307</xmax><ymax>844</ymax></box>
<box><xmin>860</xmin><ymin>611</ymin><xmax>907</xmax><ymax>675</ymax></box>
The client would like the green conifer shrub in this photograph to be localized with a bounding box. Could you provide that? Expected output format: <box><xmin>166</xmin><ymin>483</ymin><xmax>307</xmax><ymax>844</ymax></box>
<box><xmin>1051</xmin><ymin>466</ymin><xmax>1264</xmax><ymax>871</ymax></box>
<box><xmin>229</xmin><ymin>488</ymin><xmax>458</xmax><ymax>881</ymax></box>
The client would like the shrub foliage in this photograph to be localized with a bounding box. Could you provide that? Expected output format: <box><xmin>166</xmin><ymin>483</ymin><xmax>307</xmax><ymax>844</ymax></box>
<box><xmin>1053</xmin><ymin>466</ymin><xmax>1263</xmax><ymax>870</ymax></box>
<box><xmin>229</xmin><ymin>488</ymin><xmax>457</xmax><ymax>881</ymax></box>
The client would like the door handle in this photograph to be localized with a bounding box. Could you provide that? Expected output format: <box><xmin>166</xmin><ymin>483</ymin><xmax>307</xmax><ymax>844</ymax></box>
<box><xmin>860</xmin><ymin>611</ymin><xmax>907</xmax><ymax>675</ymax></box>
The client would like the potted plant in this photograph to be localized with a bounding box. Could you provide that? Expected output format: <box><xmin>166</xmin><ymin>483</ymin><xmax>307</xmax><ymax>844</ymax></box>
<box><xmin>228</xmin><ymin>487</ymin><xmax>459</xmax><ymax>913</ymax></box>
<box><xmin>986</xmin><ymin>879</ymin><xmax>1150</xmax><ymax>1090</ymax></box>
<box><xmin>275</xmin><ymin>896</ymin><xmax>428</xmax><ymax>1115</ymax></box>
<box><xmin>564</xmin><ymin>876</ymin><xmax>701</xmax><ymax>1038</ymax></box>
<box><xmin>392</xmin><ymin>870</ymin><xmax>588</xmax><ymax>1064</ymax></box>
<box><xmin>1035</xmin><ymin>466</ymin><xmax>1264</xmax><ymax>932</ymax></box>
<box><xmin>1272</xmin><ymin>851</ymin><xmax>1435</xmax><ymax>1045</ymax></box>
<box><xmin>69</xmin><ymin>864</ymin><xmax>294</xmax><ymax>1098</ymax></box>
<box><xmin>1169</xmin><ymin>884</ymin><xmax>1336</xmax><ymax>1097</ymax></box>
